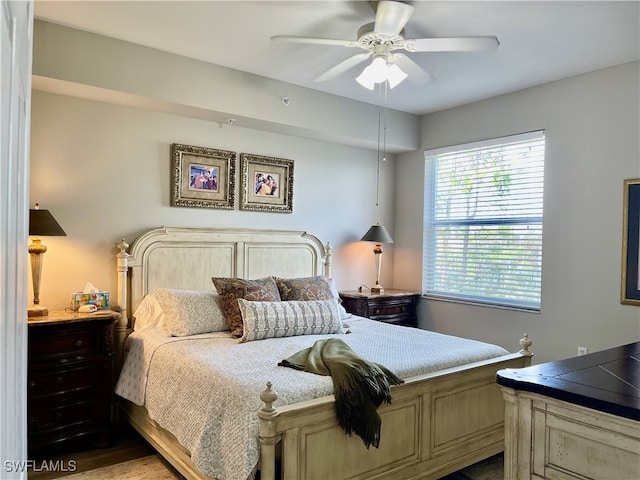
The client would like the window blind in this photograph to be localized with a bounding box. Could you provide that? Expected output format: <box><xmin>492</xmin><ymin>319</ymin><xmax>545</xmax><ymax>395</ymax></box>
<box><xmin>423</xmin><ymin>130</ymin><xmax>545</xmax><ymax>311</ymax></box>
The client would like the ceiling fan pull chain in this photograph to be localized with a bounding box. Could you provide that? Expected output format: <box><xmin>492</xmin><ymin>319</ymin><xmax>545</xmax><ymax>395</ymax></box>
<box><xmin>383</xmin><ymin>82</ymin><xmax>388</xmax><ymax>164</ymax></box>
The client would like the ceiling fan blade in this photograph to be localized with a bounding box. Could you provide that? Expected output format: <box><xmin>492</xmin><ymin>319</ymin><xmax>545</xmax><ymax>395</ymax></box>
<box><xmin>406</xmin><ymin>36</ymin><xmax>500</xmax><ymax>52</ymax></box>
<box><xmin>390</xmin><ymin>53</ymin><xmax>431</xmax><ymax>85</ymax></box>
<box><xmin>315</xmin><ymin>53</ymin><xmax>372</xmax><ymax>82</ymax></box>
<box><xmin>374</xmin><ymin>1</ymin><xmax>415</xmax><ymax>36</ymax></box>
<box><xmin>271</xmin><ymin>35</ymin><xmax>358</xmax><ymax>48</ymax></box>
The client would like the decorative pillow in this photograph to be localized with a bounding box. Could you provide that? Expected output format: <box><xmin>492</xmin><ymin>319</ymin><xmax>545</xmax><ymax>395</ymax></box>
<box><xmin>277</xmin><ymin>275</ymin><xmax>351</xmax><ymax>321</ymax></box>
<box><xmin>275</xmin><ymin>275</ymin><xmax>334</xmax><ymax>301</ymax></box>
<box><xmin>238</xmin><ymin>298</ymin><xmax>343</xmax><ymax>342</ymax></box>
<box><xmin>132</xmin><ymin>294</ymin><xmax>166</xmax><ymax>332</ymax></box>
<box><xmin>212</xmin><ymin>277</ymin><xmax>281</xmax><ymax>337</ymax></box>
<box><xmin>153</xmin><ymin>288</ymin><xmax>228</xmax><ymax>336</ymax></box>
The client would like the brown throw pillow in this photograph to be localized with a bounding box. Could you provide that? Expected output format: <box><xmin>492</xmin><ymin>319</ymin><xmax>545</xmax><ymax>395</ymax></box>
<box><xmin>275</xmin><ymin>276</ymin><xmax>334</xmax><ymax>301</ymax></box>
<box><xmin>212</xmin><ymin>277</ymin><xmax>281</xmax><ymax>337</ymax></box>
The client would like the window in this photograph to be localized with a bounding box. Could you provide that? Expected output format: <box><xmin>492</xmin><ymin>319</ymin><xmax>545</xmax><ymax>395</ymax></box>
<box><xmin>423</xmin><ymin>131</ymin><xmax>545</xmax><ymax>311</ymax></box>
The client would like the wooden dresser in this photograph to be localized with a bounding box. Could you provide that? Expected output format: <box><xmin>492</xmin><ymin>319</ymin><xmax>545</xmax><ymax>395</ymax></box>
<box><xmin>339</xmin><ymin>289</ymin><xmax>420</xmax><ymax>327</ymax></box>
<box><xmin>497</xmin><ymin>342</ymin><xmax>639</xmax><ymax>480</ymax></box>
<box><xmin>27</xmin><ymin>310</ymin><xmax>119</xmax><ymax>456</ymax></box>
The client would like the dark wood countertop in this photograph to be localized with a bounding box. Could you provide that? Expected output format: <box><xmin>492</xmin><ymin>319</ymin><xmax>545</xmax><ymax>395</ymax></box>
<box><xmin>497</xmin><ymin>342</ymin><xmax>640</xmax><ymax>421</ymax></box>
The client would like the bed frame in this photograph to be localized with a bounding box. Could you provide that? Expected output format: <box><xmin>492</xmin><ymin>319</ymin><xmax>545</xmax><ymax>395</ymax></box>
<box><xmin>114</xmin><ymin>226</ymin><xmax>533</xmax><ymax>480</ymax></box>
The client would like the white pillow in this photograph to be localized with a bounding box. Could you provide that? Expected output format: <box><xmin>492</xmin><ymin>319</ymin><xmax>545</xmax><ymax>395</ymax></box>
<box><xmin>238</xmin><ymin>298</ymin><xmax>343</xmax><ymax>343</ymax></box>
<box><xmin>132</xmin><ymin>294</ymin><xmax>166</xmax><ymax>332</ymax></box>
<box><xmin>153</xmin><ymin>288</ymin><xmax>228</xmax><ymax>336</ymax></box>
<box><xmin>328</xmin><ymin>277</ymin><xmax>352</xmax><ymax>321</ymax></box>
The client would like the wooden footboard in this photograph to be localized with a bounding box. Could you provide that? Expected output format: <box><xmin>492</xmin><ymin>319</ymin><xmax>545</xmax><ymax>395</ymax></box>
<box><xmin>259</xmin><ymin>345</ymin><xmax>533</xmax><ymax>480</ymax></box>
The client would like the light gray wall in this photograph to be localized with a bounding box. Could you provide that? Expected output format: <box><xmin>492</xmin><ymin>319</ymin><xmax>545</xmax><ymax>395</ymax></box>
<box><xmin>395</xmin><ymin>62</ymin><xmax>640</xmax><ymax>363</ymax></box>
<box><xmin>29</xmin><ymin>91</ymin><xmax>396</xmax><ymax>311</ymax></box>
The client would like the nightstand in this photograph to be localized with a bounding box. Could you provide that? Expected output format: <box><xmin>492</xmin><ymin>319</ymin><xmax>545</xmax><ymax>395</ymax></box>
<box><xmin>339</xmin><ymin>289</ymin><xmax>420</xmax><ymax>327</ymax></box>
<box><xmin>27</xmin><ymin>310</ymin><xmax>119</xmax><ymax>456</ymax></box>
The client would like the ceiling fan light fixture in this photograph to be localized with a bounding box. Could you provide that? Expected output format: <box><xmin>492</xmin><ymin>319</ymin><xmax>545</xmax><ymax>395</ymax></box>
<box><xmin>386</xmin><ymin>63</ymin><xmax>408</xmax><ymax>89</ymax></box>
<box><xmin>368</xmin><ymin>56</ymin><xmax>389</xmax><ymax>82</ymax></box>
<box><xmin>356</xmin><ymin>70</ymin><xmax>376</xmax><ymax>90</ymax></box>
<box><xmin>356</xmin><ymin>57</ymin><xmax>408</xmax><ymax>90</ymax></box>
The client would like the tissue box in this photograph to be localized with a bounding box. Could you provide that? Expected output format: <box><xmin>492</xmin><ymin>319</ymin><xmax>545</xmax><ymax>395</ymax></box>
<box><xmin>71</xmin><ymin>292</ymin><xmax>110</xmax><ymax>311</ymax></box>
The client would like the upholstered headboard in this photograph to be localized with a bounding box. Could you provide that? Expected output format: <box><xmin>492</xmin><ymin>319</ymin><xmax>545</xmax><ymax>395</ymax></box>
<box><xmin>114</xmin><ymin>226</ymin><xmax>331</xmax><ymax>360</ymax></box>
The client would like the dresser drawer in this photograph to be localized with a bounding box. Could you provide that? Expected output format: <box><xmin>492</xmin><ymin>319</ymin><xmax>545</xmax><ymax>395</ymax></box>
<box><xmin>368</xmin><ymin>299</ymin><xmax>414</xmax><ymax>319</ymax></box>
<box><xmin>28</xmin><ymin>399</ymin><xmax>94</xmax><ymax>432</ymax></box>
<box><xmin>28</xmin><ymin>365</ymin><xmax>96</xmax><ymax>399</ymax></box>
<box><xmin>29</xmin><ymin>328</ymin><xmax>97</xmax><ymax>359</ymax></box>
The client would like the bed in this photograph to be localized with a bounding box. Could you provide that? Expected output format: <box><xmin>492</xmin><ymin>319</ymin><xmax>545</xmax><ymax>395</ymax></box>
<box><xmin>113</xmin><ymin>226</ymin><xmax>533</xmax><ymax>480</ymax></box>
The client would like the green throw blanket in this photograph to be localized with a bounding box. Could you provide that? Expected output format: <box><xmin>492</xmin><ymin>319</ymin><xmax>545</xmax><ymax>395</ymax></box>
<box><xmin>278</xmin><ymin>338</ymin><xmax>404</xmax><ymax>448</ymax></box>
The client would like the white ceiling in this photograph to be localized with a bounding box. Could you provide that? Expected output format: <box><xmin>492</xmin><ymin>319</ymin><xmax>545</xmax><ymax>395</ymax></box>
<box><xmin>34</xmin><ymin>0</ymin><xmax>640</xmax><ymax>116</ymax></box>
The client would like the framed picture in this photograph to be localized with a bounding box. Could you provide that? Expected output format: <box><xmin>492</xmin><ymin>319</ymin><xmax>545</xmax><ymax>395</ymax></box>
<box><xmin>621</xmin><ymin>178</ymin><xmax>640</xmax><ymax>305</ymax></box>
<box><xmin>240</xmin><ymin>153</ymin><xmax>294</xmax><ymax>213</ymax></box>
<box><xmin>171</xmin><ymin>143</ymin><xmax>236</xmax><ymax>210</ymax></box>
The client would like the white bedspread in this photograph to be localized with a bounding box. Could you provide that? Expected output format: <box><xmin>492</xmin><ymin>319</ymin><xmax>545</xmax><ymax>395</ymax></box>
<box><xmin>115</xmin><ymin>318</ymin><xmax>508</xmax><ymax>480</ymax></box>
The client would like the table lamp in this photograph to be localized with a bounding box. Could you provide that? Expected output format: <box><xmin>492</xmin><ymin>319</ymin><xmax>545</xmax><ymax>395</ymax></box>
<box><xmin>28</xmin><ymin>203</ymin><xmax>66</xmax><ymax>317</ymax></box>
<box><xmin>361</xmin><ymin>223</ymin><xmax>394</xmax><ymax>294</ymax></box>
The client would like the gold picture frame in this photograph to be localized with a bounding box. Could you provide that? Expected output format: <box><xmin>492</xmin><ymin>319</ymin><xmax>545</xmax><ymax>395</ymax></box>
<box><xmin>240</xmin><ymin>153</ymin><xmax>294</xmax><ymax>213</ymax></box>
<box><xmin>621</xmin><ymin>178</ymin><xmax>640</xmax><ymax>305</ymax></box>
<box><xmin>171</xmin><ymin>143</ymin><xmax>236</xmax><ymax>210</ymax></box>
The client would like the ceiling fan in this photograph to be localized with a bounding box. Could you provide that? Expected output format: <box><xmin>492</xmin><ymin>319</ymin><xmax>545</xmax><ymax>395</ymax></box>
<box><xmin>271</xmin><ymin>0</ymin><xmax>499</xmax><ymax>90</ymax></box>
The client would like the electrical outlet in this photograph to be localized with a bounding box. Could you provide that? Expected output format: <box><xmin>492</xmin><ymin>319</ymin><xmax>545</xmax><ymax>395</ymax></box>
<box><xmin>577</xmin><ymin>346</ymin><xmax>588</xmax><ymax>356</ymax></box>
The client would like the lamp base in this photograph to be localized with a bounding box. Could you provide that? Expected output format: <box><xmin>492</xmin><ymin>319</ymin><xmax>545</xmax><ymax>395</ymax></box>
<box><xmin>371</xmin><ymin>284</ymin><xmax>384</xmax><ymax>294</ymax></box>
<box><xmin>28</xmin><ymin>305</ymin><xmax>48</xmax><ymax>317</ymax></box>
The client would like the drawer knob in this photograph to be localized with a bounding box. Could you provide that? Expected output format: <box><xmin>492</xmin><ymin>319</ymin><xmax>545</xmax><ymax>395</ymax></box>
<box><xmin>374</xmin><ymin>309</ymin><xmax>380</xmax><ymax>315</ymax></box>
<box><xmin>29</xmin><ymin>381</ymin><xmax>36</xmax><ymax>388</ymax></box>
<box><xmin>56</xmin><ymin>376</ymin><xmax>63</xmax><ymax>383</ymax></box>
<box><xmin>74</xmin><ymin>339</ymin><xmax>84</xmax><ymax>348</ymax></box>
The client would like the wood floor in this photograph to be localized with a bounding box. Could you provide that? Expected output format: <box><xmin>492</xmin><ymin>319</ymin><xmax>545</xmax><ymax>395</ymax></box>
<box><xmin>28</xmin><ymin>425</ymin><xmax>182</xmax><ymax>480</ymax></box>
<box><xmin>27</xmin><ymin>425</ymin><xmax>502</xmax><ymax>480</ymax></box>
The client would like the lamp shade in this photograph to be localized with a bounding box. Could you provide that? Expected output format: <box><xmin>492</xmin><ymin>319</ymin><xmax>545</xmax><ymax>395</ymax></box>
<box><xmin>361</xmin><ymin>224</ymin><xmax>394</xmax><ymax>244</ymax></box>
<box><xmin>387</xmin><ymin>63</ymin><xmax>408</xmax><ymax>89</ymax></box>
<box><xmin>29</xmin><ymin>207</ymin><xmax>66</xmax><ymax>236</ymax></box>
